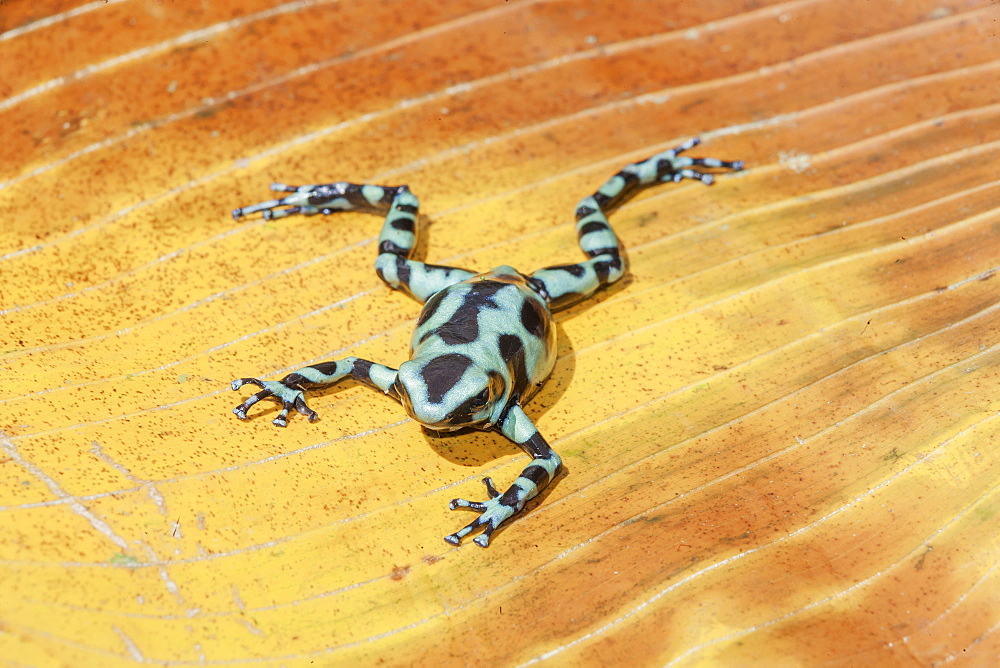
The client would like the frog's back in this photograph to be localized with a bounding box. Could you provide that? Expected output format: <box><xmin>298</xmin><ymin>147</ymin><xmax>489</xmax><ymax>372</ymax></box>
<box><xmin>411</xmin><ymin>266</ymin><xmax>557</xmax><ymax>404</ymax></box>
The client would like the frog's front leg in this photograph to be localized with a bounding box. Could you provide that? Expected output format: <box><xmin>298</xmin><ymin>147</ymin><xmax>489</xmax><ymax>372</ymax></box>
<box><xmin>232</xmin><ymin>357</ymin><xmax>399</xmax><ymax>427</ymax></box>
<box><xmin>233</xmin><ymin>181</ymin><xmax>476</xmax><ymax>303</ymax></box>
<box><xmin>445</xmin><ymin>404</ymin><xmax>561</xmax><ymax>547</ymax></box>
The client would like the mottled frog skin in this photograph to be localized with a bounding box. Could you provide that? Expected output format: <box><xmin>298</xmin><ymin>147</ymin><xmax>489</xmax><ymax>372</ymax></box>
<box><xmin>230</xmin><ymin>138</ymin><xmax>742</xmax><ymax>547</ymax></box>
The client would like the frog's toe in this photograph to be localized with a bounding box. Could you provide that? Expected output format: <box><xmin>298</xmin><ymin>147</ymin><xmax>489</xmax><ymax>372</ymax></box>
<box><xmin>443</xmin><ymin>529</ymin><xmax>469</xmax><ymax>546</ymax></box>
<box><xmin>272</xmin><ymin>407</ymin><xmax>291</xmax><ymax>427</ymax></box>
<box><xmin>446</xmin><ymin>476</ymin><xmax>500</xmax><ymax>513</ymax></box>
<box><xmin>231</xmin><ymin>377</ymin><xmax>265</xmax><ymax>391</ymax></box>
<box><xmin>293</xmin><ymin>395</ymin><xmax>319</xmax><ymax>423</ymax></box>
<box><xmin>231</xmin><ymin>380</ymin><xmax>269</xmax><ymax>420</ymax></box>
<box><xmin>444</xmin><ymin>515</ymin><xmax>488</xmax><ymax>547</ymax></box>
<box><xmin>449</xmin><ymin>497</ymin><xmax>487</xmax><ymax>512</ymax></box>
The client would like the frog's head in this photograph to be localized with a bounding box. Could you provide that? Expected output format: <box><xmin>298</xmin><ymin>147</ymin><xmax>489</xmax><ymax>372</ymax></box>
<box><xmin>395</xmin><ymin>354</ymin><xmax>505</xmax><ymax>431</ymax></box>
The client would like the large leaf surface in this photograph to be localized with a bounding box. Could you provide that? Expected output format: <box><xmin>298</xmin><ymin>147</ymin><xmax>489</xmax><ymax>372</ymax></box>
<box><xmin>1</xmin><ymin>0</ymin><xmax>998</xmax><ymax>664</ymax></box>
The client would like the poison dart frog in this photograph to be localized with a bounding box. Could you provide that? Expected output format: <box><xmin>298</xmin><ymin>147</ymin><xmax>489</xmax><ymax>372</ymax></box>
<box><xmin>230</xmin><ymin>138</ymin><xmax>743</xmax><ymax>547</ymax></box>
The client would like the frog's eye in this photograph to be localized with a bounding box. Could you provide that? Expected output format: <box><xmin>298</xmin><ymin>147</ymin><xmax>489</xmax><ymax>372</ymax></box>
<box><xmin>469</xmin><ymin>388</ymin><xmax>491</xmax><ymax>411</ymax></box>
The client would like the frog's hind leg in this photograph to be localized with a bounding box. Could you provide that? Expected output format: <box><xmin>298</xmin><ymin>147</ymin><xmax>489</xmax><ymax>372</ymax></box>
<box><xmin>529</xmin><ymin>137</ymin><xmax>743</xmax><ymax>311</ymax></box>
<box><xmin>369</xmin><ymin>186</ymin><xmax>476</xmax><ymax>303</ymax></box>
<box><xmin>233</xmin><ymin>181</ymin><xmax>475</xmax><ymax>303</ymax></box>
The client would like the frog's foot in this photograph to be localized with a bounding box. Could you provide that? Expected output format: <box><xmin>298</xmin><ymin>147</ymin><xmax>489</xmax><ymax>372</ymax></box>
<box><xmin>233</xmin><ymin>182</ymin><xmax>350</xmax><ymax>220</ymax></box>
<box><xmin>661</xmin><ymin>137</ymin><xmax>745</xmax><ymax>185</ymax></box>
<box><xmin>230</xmin><ymin>377</ymin><xmax>318</xmax><ymax>427</ymax></box>
<box><xmin>444</xmin><ymin>477</ymin><xmax>518</xmax><ymax>548</ymax></box>
<box><xmin>232</xmin><ymin>182</ymin><xmax>402</xmax><ymax>221</ymax></box>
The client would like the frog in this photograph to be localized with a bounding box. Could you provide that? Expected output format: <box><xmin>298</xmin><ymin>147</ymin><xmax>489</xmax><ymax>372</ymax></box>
<box><xmin>229</xmin><ymin>137</ymin><xmax>743</xmax><ymax>547</ymax></box>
